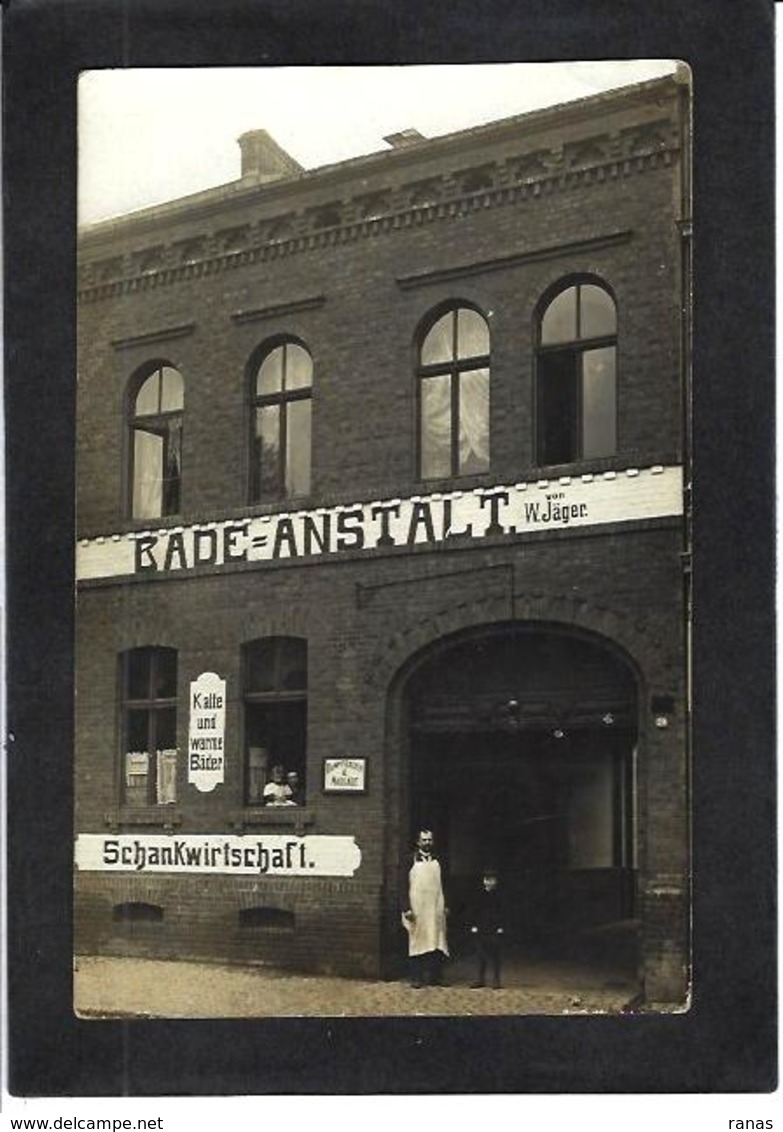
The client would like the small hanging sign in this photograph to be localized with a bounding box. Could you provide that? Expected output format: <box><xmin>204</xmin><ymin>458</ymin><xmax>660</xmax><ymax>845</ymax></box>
<box><xmin>323</xmin><ymin>757</ymin><xmax>367</xmax><ymax>794</ymax></box>
<box><xmin>188</xmin><ymin>671</ymin><xmax>226</xmax><ymax>793</ymax></box>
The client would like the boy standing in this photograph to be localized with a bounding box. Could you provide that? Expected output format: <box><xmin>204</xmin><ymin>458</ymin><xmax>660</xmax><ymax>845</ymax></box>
<box><xmin>468</xmin><ymin>868</ymin><xmax>504</xmax><ymax>989</ymax></box>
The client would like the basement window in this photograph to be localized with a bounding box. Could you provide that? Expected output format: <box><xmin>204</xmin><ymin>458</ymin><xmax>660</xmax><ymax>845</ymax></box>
<box><xmin>239</xmin><ymin>907</ymin><xmax>295</xmax><ymax>931</ymax></box>
<box><xmin>111</xmin><ymin>901</ymin><xmax>164</xmax><ymax>928</ymax></box>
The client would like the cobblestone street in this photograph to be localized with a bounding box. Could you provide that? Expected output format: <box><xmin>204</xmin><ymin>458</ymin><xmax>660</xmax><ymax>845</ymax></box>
<box><xmin>74</xmin><ymin>952</ymin><xmax>645</xmax><ymax>1018</ymax></box>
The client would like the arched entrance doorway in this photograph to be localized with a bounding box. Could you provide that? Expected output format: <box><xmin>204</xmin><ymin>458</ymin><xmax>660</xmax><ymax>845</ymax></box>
<box><xmin>400</xmin><ymin>623</ymin><xmax>640</xmax><ymax>980</ymax></box>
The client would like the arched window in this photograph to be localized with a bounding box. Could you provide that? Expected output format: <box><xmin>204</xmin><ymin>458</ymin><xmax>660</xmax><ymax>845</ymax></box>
<box><xmin>243</xmin><ymin>637</ymin><xmax>307</xmax><ymax>806</ymax></box>
<box><xmin>129</xmin><ymin>363</ymin><xmax>184</xmax><ymax>519</ymax></box>
<box><xmin>417</xmin><ymin>305</ymin><xmax>490</xmax><ymax>480</ymax></box>
<box><xmin>250</xmin><ymin>340</ymin><xmax>312</xmax><ymax>501</ymax></box>
<box><xmin>536</xmin><ymin>280</ymin><xmax>617</xmax><ymax>466</ymax></box>
<box><xmin>120</xmin><ymin>646</ymin><xmax>178</xmax><ymax>807</ymax></box>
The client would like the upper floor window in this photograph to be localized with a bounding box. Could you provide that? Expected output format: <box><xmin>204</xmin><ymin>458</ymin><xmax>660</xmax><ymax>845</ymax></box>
<box><xmin>129</xmin><ymin>364</ymin><xmax>184</xmax><ymax>519</ymax></box>
<box><xmin>250</xmin><ymin>340</ymin><xmax>312</xmax><ymax>501</ymax></box>
<box><xmin>120</xmin><ymin>646</ymin><xmax>178</xmax><ymax>807</ymax></box>
<box><xmin>536</xmin><ymin>280</ymin><xmax>617</xmax><ymax>466</ymax></box>
<box><xmin>417</xmin><ymin>305</ymin><xmax>490</xmax><ymax>480</ymax></box>
<box><xmin>243</xmin><ymin>637</ymin><xmax>308</xmax><ymax>807</ymax></box>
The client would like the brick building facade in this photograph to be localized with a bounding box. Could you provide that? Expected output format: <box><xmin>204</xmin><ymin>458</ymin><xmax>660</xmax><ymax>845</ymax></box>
<box><xmin>75</xmin><ymin>74</ymin><xmax>691</xmax><ymax>1004</ymax></box>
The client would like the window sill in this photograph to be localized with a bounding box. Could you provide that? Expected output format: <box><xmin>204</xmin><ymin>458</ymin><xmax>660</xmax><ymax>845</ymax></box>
<box><xmin>231</xmin><ymin>807</ymin><xmax>314</xmax><ymax>834</ymax></box>
<box><xmin>532</xmin><ymin>455</ymin><xmax>636</xmax><ymax>478</ymax></box>
<box><xmin>105</xmin><ymin>808</ymin><xmax>183</xmax><ymax>831</ymax></box>
<box><xmin>414</xmin><ymin>471</ymin><xmax>493</xmax><ymax>494</ymax></box>
<box><xmin>241</xmin><ymin>495</ymin><xmax>313</xmax><ymax>519</ymax></box>
<box><xmin>122</xmin><ymin>514</ymin><xmax>184</xmax><ymax>533</ymax></box>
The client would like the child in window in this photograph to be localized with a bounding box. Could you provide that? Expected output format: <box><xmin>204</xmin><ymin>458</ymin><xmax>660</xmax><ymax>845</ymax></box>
<box><xmin>286</xmin><ymin>770</ymin><xmax>304</xmax><ymax>806</ymax></box>
<box><xmin>263</xmin><ymin>764</ymin><xmax>293</xmax><ymax>806</ymax></box>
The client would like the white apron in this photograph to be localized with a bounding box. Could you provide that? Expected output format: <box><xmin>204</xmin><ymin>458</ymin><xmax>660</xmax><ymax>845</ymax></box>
<box><xmin>405</xmin><ymin>857</ymin><xmax>448</xmax><ymax>957</ymax></box>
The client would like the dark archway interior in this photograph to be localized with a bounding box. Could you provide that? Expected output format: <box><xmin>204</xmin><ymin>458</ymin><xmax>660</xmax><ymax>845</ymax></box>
<box><xmin>406</xmin><ymin>627</ymin><xmax>639</xmax><ymax>967</ymax></box>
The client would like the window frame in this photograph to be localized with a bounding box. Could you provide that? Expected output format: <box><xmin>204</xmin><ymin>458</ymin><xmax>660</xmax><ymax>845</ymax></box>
<box><xmin>415</xmin><ymin>303</ymin><xmax>491</xmax><ymax>482</ymax></box>
<box><xmin>126</xmin><ymin>362</ymin><xmax>185</xmax><ymax>521</ymax></box>
<box><xmin>119</xmin><ymin>646</ymin><xmax>179</xmax><ymax>808</ymax></box>
<box><xmin>242</xmin><ymin>637</ymin><xmax>308</xmax><ymax>807</ymax></box>
<box><xmin>248</xmin><ymin>337</ymin><xmax>313</xmax><ymax>503</ymax></box>
<box><xmin>534</xmin><ymin>278</ymin><xmax>618</xmax><ymax>468</ymax></box>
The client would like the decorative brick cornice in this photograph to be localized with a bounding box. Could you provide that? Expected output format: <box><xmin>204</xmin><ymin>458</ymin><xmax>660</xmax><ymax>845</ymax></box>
<box><xmin>78</xmin><ymin>129</ymin><xmax>679</xmax><ymax>305</ymax></box>
<box><xmin>370</xmin><ymin>590</ymin><xmax>673</xmax><ymax>696</ymax></box>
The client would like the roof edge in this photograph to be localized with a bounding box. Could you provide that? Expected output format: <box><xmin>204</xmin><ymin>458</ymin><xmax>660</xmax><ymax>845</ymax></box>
<box><xmin>79</xmin><ymin>72</ymin><xmax>684</xmax><ymax>243</ymax></box>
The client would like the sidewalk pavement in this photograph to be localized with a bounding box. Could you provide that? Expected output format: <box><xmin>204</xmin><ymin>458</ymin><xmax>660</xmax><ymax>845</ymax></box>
<box><xmin>74</xmin><ymin>953</ymin><xmax>645</xmax><ymax>1018</ymax></box>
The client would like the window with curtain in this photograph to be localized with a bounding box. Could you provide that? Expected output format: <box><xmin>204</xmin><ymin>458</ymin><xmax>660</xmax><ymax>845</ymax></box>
<box><xmin>417</xmin><ymin>305</ymin><xmax>490</xmax><ymax>480</ymax></box>
<box><xmin>120</xmin><ymin>647</ymin><xmax>178</xmax><ymax>807</ymax></box>
<box><xmin>536</xmin><ymin>280</ymin><xmax>617</xmax><ymax>466</ymax></box>
<box><xmin>243</xmin><ymin>637</ymin><xmax>307</xmax><ymax>806</ymax></box>
<box><xmin>250</xmin><ymin>340</ymin><xmax>312</xmax><ymax>501</ymax></box>
<box><xmin>130</xmin><ymin>364</ymin><xmax>184</xmax><ymax>519</ymax></box>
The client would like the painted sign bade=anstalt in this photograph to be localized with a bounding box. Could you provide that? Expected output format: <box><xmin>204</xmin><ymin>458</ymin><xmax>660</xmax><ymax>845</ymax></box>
<box><xmin>76</xmin><ymin>465</ymin><xmax>683</xmax><ymax>582</ymax></box>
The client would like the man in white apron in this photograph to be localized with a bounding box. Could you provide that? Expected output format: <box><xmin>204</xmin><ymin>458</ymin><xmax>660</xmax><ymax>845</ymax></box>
<box><xmin>402</xmin><ymin>829</ymin><xmax>449</xmax><ymax>988</ymax></box>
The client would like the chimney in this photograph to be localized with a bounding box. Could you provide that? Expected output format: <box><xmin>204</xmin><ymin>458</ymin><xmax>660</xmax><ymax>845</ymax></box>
<box><xmin>383</xmin><ymin>128</ymin><xmax>427</xmax><ymax>149</ymax></box>
<box><xmin>237</xmin><ymin>130</ymin><xmax>304</xmax><ymax>183</ymax></box>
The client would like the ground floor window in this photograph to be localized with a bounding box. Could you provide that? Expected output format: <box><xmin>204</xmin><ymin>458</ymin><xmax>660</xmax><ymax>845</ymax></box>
<box><xmin>245</xmin><ymin>700</ymin><xmax>307</xmax><ymax>805</ymax></box>
<box><xmin>121</xmin><ymin>646</ymin><xmax>178</xmax><ymax>807</ymax></box>
<box><xmin>243</xmin><ymin>637</ymin><xmax>308</xmax><ymax>805</ymax></box>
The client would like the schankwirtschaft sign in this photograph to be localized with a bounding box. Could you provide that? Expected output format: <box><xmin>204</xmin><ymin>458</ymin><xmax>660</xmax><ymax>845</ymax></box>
<box><xmin>75</xmin><ymin>833</ymin><xmax>361</xmax><ymax>876</ymax></box>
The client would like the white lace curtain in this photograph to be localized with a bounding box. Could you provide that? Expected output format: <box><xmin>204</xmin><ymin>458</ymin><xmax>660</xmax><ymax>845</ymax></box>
<box><xmin>421</xmin><ymin>369</ymin><xmax>489</xmax><ymax>474</ymax></box>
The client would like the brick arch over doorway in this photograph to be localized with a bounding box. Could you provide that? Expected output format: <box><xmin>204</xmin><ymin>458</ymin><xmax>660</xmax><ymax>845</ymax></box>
<box><xmin>372</xmin><ymin>591</ymin><xmax>672</xmax><ymax>701</ymax></box>
<box><xmin>379</xmin><ymin>610</ymin><xmax>659</xmax><ymax>983</ymax></box>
